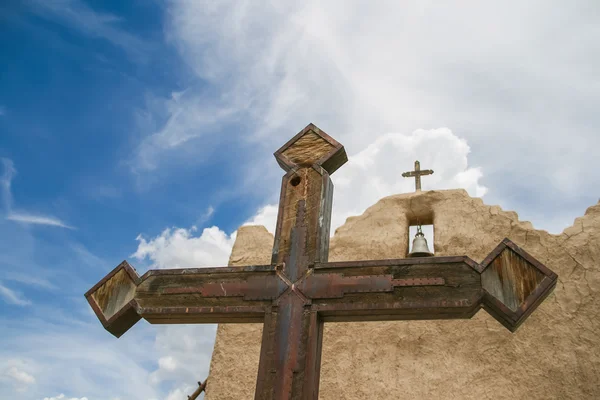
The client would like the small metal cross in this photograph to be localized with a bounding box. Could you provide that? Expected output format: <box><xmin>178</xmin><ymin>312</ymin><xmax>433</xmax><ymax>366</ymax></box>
<box><xmin>402</xmin><ymin>160</ymin><xmax>434</xmax><ymax>191</ymax></box>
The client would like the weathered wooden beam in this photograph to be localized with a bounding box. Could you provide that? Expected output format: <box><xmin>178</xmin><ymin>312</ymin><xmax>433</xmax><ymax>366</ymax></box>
<box><xmin>481</xmin><ymin>238</ymin><xmax>558</xmax><ymax>332</ymax></box>
<box><xmin>85</xmin><ymin>263</ymin><xmax>278</xmax><ymax>336</ymax></box>
<box><xmin>187</xmin><ymin>379</ymin><xmax>207</xmax><ymax>400</ymax></box>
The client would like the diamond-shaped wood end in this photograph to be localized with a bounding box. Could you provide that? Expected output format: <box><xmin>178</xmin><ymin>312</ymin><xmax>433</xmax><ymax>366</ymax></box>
<box><xmin>481</xmin><ymin>239</ymin><xmax>558</xmax><ymax>332</ymax></box>
<box><xmin>274</xmin><ymin>123</ymin><xmax>348</xmax><ymax>174</ymax></box>
<box><xmin>84</xmin><ymin>261</ymin><xmax>141</xmax><ymax>338</ymax></box>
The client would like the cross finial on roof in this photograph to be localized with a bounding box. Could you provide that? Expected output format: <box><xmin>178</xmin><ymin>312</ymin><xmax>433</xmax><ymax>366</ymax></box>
<box><xmin>402</xmin><ymin>160</ymin><xmax>434</xmax><ymax>191</ymax></box>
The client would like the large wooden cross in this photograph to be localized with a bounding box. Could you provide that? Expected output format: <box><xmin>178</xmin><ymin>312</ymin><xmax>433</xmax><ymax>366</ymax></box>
<box><xmin>86</xmin><ymin>123</ymin><xmax>558</xmax><ymax>400</ymax></box>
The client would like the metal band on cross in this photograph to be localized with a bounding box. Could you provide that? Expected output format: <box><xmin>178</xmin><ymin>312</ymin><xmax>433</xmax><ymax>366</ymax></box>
<box><xmin>402</xmin><ymin>160</ymin><xmax>433</xmax><ymax>191</ymax></box>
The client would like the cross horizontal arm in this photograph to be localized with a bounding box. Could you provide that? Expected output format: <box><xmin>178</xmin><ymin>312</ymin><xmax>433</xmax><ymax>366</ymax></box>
<box><xmin>303</xmin><ymin>257</ymin><xmax>483</xmax><ymax>323</ymax></box>
<box><xmin>401</xmin><ymin>169</ymin><xmax>434</xmax><ymax>177</ymax></box>
<box><xmin>85</xmin><ymin>261</ymin><xmax>285</xmax><ymax>337</ymax></box>
<box><xmin>303</xmin><ymin>239</ymin><xmax>557</xmax><ymax>331</ymax></box>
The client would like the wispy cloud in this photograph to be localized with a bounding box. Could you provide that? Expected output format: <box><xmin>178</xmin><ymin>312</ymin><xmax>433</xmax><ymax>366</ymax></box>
<box><xmin>130</xmin><ymin>90</ymin><xmax>242</xmax><ymax>173</ymax></box>
<box><xmin>2</xmin><ymin>272</ymin><xmax>57</xmax><ymax>291</ymax></box>
<box><xmin>43</xmin><ymin>394</ymin><xmax>88</xmax><ymax>400</ymax></box>
<box><xmin>0</xmin><ymin>158</ymin><xmax>16</xmax><ymax>211</ymax></box>
<box><xmin>86</xmin><ymin>184</ymin><xmax>121</xmax><ymax>201</ymax></box>
<box><xmin>25</xmin><ymin>0</ymin><xmax>149</xmax><ymax>62</ymax></box>
<box><xmin>0</xmin><ymin>282</ymin><xmax>31</xmax><ymax>306</ymax></box>
<box><xmin>4</xmin><ymin>366</ymin><xmax>35</xmax><ymax>385</ymax></box>
<box><xmin>159</xmin><ymin>0</ymin><xmax>600</xmax><ymax>234</ymax></box>
<box><xmin>195</xmin><ymin>205</ymin><xmax>215</xmax><ymax>226</ymax></box>
<box><xmin>6</xmin><ymin>213</ymin><xmax>74</xmax><ymax>229</ymax></box>
<box><xmin>1</xmin><ymin>158</ymin><xmax>74</xmax><ymax>229</ymax></box>
<box><xmin>0</xmin><ymin>310</ymin><xmax>160</xmax><ymax>399</ymax></box>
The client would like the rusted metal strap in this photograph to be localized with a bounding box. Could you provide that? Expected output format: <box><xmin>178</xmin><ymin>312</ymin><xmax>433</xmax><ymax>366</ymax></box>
<box><xmin>161</xmin><ymin>276</ymin><xmax>287</xmax><ymax>301</ymax></box>
<box><xmin>391</xmin><ymin>277</ymin><xmax>445</xmax><ymax>286</ymax></box>
<box><xmin>187</xmin><ymin>379</ymin><xmax>207</xmax><ymax>400</ymax></box>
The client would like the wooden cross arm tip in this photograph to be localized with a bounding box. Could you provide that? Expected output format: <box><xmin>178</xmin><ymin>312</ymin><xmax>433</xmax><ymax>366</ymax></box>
<box><xmin>274</xmin><ymin>123</ymin><xmax>348</xmax><ymax>174</ymax></box>
<box><xmin>85</xmin><ymin>261</ymin><xmax>283</xmax><ymax>337</ymax></box>
<box><xmin>84</xmin><ymin>261</ymin><xmax>142</xmax><ymax>338</ymax></box>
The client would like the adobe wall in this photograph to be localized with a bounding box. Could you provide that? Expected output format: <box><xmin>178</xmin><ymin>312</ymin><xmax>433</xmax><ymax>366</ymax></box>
<box><xmin>205</xmin><ymin>189</ymin><xmax>600</xmax><ymax>399</ymax></box>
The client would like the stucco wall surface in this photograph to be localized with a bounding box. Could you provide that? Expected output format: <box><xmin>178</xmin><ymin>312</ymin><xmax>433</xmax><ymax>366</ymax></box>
<box><xmin>205</xmin><ymin>189</ymin><xmax>600</xmax><ymax>399</ymax></box>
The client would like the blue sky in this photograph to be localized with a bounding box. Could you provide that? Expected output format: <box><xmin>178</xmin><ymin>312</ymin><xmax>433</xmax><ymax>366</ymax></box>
<box><xmin>0</xmin><ymin>1</ymin><xmax>256</xmax><ymax>398</ymax></box>
<box><xmin>1</xmin><ymin>1</ymin><xmax>599</xmax><ymax>399</ymax></box>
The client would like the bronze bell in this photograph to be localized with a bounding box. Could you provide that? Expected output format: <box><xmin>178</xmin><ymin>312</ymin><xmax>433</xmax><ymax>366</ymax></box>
<box><xmin>408</xmin><ymin>225</ymin><xmax>433</xmax><ymax>257</ymax></box>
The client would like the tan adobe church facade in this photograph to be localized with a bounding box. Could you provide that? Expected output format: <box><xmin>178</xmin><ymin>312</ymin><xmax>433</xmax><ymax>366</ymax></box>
<box><xmin>205</xmin><ymin>189</ymin><xmax>600</xmax><ymax>400</ymax></box>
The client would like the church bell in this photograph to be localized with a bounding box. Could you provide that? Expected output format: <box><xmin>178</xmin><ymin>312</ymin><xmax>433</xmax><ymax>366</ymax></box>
<box><xmin>408</xmin><ymin>225</ymin><xmax>433</xmax><ymax>257</ymax></box>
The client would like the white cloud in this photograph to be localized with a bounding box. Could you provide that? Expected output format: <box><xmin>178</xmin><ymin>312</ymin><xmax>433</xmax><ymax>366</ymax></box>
<box><xmin>132</xmin><ymin>226</ymin><xmax>236</xmax><ymax>269</ymax></box>
<box><xmin>1</xmin><ymin>158</ymin><xmax>16</xmax><ymax>211</ymax></box>
<box><xmin>148</xmin><ymin>325</ymin><xmax>216</xmax><ymax>393</ymax></box>
<box><xmin>165</xmin><ymin>386</ymin><xmax>197</xmax><ymax>400</ymax></box>
<box><xmin>0</xmin><ymin>360</ymin><xmax>36</xmax><ymax>393</ymax></box>
<box><xmin>43</xmin><ymin>394</ymin><xmax>88</xmax><ymax>400</ymax></box>
<box><xmin>0</xmin><ymin>312</ymin><xmax>160</xmax><ymax>400</ymax></box>
<box><xmin>237</xmin><ymin>127</ymin><xmax>486</xmax><ymax>235</ymax></box>
<box><xmin>196</xmin><ymin>206</ymin><xmax>215</xmax><ymax>226</ymax></box>
<box><xmin>4</xmin><ymin>366</ymin><xmax>35</xmax><ymax>385</ymax></box>
<box><xmin>26</xmin><ymin>0</ymin><xmax>149</xmax><ymax>62</ymax></box>
<box><xmin>130</xmin><ymin>90</ymin><xmax>243</xmax><ymax>173</ymax></box>
<box><xmin>0</xmin><ymin>158</ymin><xmax>74</xmax><ymax>229</ymax></box>
<box><xmin>0</xmin><ymin>282</ymin><xmax>31</xmax><ymax>306</ymax></box>
<box><xmin>6</xmin><ymin>213</ymin><xmax>74</xmax><ymax>229</ymax></box>
<box><xmin>156</xmin><ymin>0</ymin><xmax>599</xmax><ymax>234</ymax></box>
<box><xmin>158</xmin><ymin>356</ymin><xmax>177</xmax><ymax>372</ymax></box>
<box><xmin>243</xmin><ymin>204</ymin><xmax>278</xmax><ymax>233</ymax></box>
<box><xmin>330</xmin><ymin>127</ymin><xmax>486</xmax><ymax>232</ymax></box>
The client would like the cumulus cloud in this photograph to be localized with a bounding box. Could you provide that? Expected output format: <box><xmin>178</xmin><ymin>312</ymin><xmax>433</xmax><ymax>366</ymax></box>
<box><xmin>131</xmin><ymin>124</ymin><xmax>484</xmax><ymax>271</ymax></box>
<box><xmin>243</xmin><ymin>204</ymin><xmax>278</xmax><ymax>233</ymax></box>
<box><xmin>150</xmin><ymin>0</ymin><xmax>600</xmax><ymax>234</ymax></box>
<box><xmin>132</xmin><ymin>226</ymin><xmax>236</xmax><ymax>269</ymax></box>
<box><xmin>330</xmin><ymin>127</ymin><xmax>486</xmax><ymax>231</ymax></box>
<box><xmin>238</xmin><ymin>127</ymin><xmax>486</xmax><ymax>235</ymax></box>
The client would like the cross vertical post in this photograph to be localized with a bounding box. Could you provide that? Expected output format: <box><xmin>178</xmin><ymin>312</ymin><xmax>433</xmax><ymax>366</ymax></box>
<box><xmin>254</xmin><ymin>124</ymin><xmax>346</xmax><ymax>399</ymax></box>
